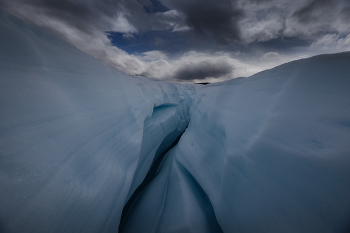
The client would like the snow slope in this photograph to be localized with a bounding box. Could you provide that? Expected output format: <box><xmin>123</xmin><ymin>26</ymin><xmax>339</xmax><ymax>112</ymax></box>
<box><xmin>0</xmin><ymin>9</ymin><xmax>200</xmax><ymax>233</ymax></box>
<box><xmin>122</xmin><ymin>53</ymin><xmax>350</xmax><ymax>233</ymax></box>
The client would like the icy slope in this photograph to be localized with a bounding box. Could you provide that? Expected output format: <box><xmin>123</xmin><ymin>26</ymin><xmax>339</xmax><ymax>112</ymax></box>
<box><xmin>0</xmin><ymin>9</ymin><xmax>200</xmax><ymax>233</ymax></box>
<box><xmin>122</xmin><ymin>53</ymin><xmax>350</xmax><ymax>233</ymax></box>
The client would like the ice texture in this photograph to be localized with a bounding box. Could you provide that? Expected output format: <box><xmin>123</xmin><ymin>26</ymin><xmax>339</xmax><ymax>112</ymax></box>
<box><xmin>0</xmin><ymin>9</ymin><xmax>200</xmax><ymax>233</ymax></box>
<box><xmin>122</xmin><ymin>53</ymin><xmax>350</xmax><ymax>233</ymax></box>
<box><xmin>1</xmin><ymin>8</ymin><xmax>350</xmax><ymax>233</ymax></box>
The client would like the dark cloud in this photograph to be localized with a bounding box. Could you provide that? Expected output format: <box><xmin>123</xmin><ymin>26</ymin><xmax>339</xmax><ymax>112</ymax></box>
<box><xmin>143</xmin><ymin>0</ymin><xmax>169</xmax><ymax>13</ymax></box>
<box><xmin>160</xmin><ymin>0</ymin><xmax>243</xmax><ymax>44</ymax></box>
<box><xmin>0</xmin><ymin>0</ymin><xmax>178</xmax><ymax>34</ymax></box>
<box><xmin>340</xmin><ymin>7</ymin><xmax>350</xmax><ymax>22</ymax></box>
<box><xmin>173</xmin><ymin>60</ymin><xmax>233</xmax><ymax>80</ymax></box>
<box><xmin>0</xmin><ymin>0</ymin><xmax>121</xmax><ymax>33</ymax></box>
<box><xmin>248</xmin><ymin>0</ymin><xmax>274</xmax><ymax>3</ymax></box>
<box><xmin>1</xmin><ymin>0</ymin><xmax>349</xmax><ymax>82</ymax></box>
<box><xmin>292</xmin><ymin>0</ymin><xmax>337</xmax><ymax>24</ymax></box>
<box><xmin>3</xmin><ymin>0</ymin><xmax>344</xmax><ymax>47</ymax></box>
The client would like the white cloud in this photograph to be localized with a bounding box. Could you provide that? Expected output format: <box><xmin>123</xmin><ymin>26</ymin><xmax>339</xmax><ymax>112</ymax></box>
<box><xmin>112</xmin><ymin>13</ymin><xmax>138</xmax><ymax>33</ymax></box>
<box><xmin>136</xmin><ymin>51</ymin><xmax>168</xmax><ymax>61</ymax></box>
<box><xmin>172</xmin><ymin>23</ymin><xmax>191</xmax><ymax>32</ymax></box>
<box><xmin>241</xmin><ymin>20</ymin><xmax>284</xmax><ymax>43</ymax></box>
<box><xmin>310</xmin><ymin>34</ymin><xmax>350</xmax><ymax>52</ymax></box>
<box><xmin>262</xmin><ymin>52</ymin><xmax>280</xmax><ymax>61</ymax></box>
<box><xmin>122</xmin><ymin>33</ymin><xmax>135</xmax><ymax>39</ymax></box>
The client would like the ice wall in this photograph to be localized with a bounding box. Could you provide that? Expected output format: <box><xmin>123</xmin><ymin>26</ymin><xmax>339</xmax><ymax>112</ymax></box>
<box><xmin>122</xmin><ymin>53</ymin><xmax>350</xmax><ymax>233</ymax></box>
<box><xmin>2</xmin><ymin>8</ymin><xmax>350</xmax><ymax>233</ymax></box>
<box><xmin>0</xmin><ymin>9</ymin><xmax>200</xmax><ymax>233</ymax></box>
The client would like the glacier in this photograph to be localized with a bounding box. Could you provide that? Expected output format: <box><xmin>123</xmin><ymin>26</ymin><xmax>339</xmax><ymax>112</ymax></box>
<box><xmin>0</xmin><ymin>9</ymin><xmax>200</xmax><ymax>233</ymax></box>
<box><xmin>1</xmin><ymin>8</ymin><xmax>350</xmax><ymax>233</ymax></box>
<box><xmin>122</xmin><ymin>53</ymin><xmax>350</xmax><ymax>233</ymax></box>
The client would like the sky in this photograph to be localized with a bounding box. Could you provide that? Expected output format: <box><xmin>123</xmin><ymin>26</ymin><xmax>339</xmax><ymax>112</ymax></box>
<box><xmin>1</xmin><ymin>0</ymin><xmax>350</xmax><ymax>83</ymax></box>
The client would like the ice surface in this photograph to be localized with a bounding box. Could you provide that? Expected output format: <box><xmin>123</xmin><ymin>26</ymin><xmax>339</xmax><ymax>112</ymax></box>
<box><xmin>0</xmin><ymin>9</ymin><xmax>200</xmax><ymax>233</ymax></box>
<box><xmin>1</xmin><ymin>8</ymin><xmax>350</xmax><ymax>233</ymax></box>
<box><xmin>122</xmin><ymin>53</ymin><xmax>350</xmax><ymax>232</ymax></box>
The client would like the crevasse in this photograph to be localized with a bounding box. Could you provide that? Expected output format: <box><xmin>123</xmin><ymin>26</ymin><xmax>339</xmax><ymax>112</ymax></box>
<box><xmin>0</xmin><ymin>9</ymin><xmax>201</xmax><ymax>233</ymax></box>
<box><xmin>121</xmin><ymin>53</ymin><xmax>350</xmax><ymax>233</ymax></box>
<box><xmin>1</xmin><ymin>9</ymin><xmax>350</xmax><ymax>233</ymax></box>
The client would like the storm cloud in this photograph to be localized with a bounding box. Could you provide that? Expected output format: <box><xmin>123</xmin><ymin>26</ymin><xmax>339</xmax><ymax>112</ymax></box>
<box><xmin>1</xmin><ymin>0</ymin><xmax>349</xmax><ymax>82</ymax></box>
<box><xmin>0</xmin><ymin>0</ymin><xmax>180</xmax><ymax>33</ymax></box>
<box><xmin>159</xmin><ymin>0</ymin><xmax>243</xmax><ymax>44</ymax></box>
<box><xmin>173</xmin><ymin>60</ymin><xmax>233</xmax><ymax>80</ymax></box>
<box><xmin>292</xmin><ymin>0</ymin><xmax>337</xmax><ymax>24</ymax></box>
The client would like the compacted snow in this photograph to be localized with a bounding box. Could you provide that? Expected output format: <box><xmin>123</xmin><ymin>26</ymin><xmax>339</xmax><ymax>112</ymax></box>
<box><xmin>1</xmin><ymin>9</ymin><xmax>350</xmax><ymax>233</ymax></box>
